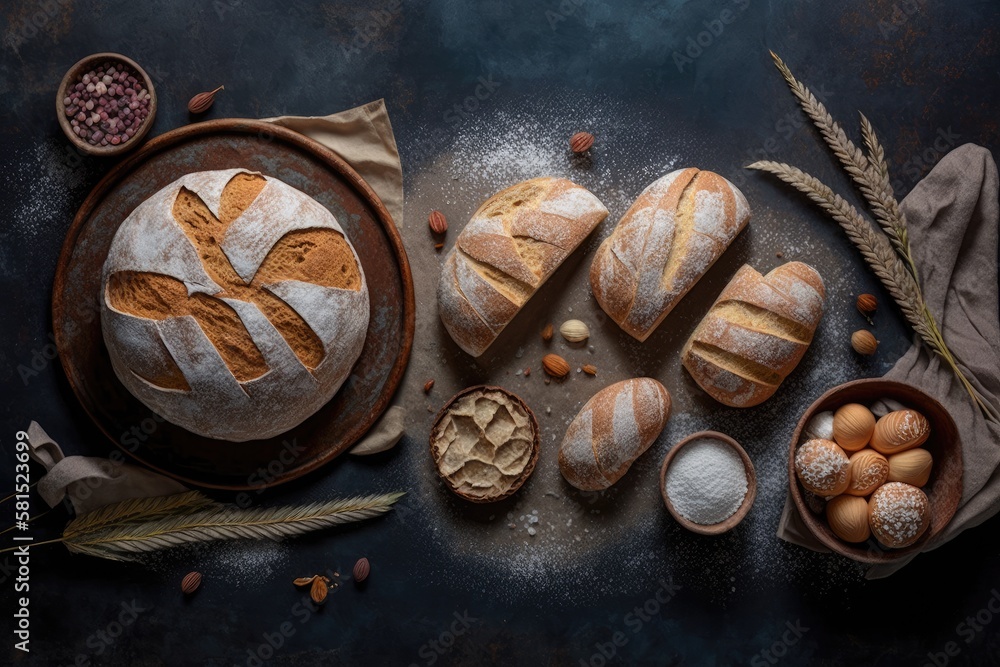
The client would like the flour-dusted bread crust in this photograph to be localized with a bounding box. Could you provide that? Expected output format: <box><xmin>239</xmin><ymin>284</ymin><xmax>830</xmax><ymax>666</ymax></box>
<box><xmin>558</xmin><ymin>378</ymin><xmax>671</xmax><ymax>491</ymax></box>
<box><xmin>438</xmin><ymin>177</ymin><xmax>608</xmax><ymax>357</ymax></box>
<box><xmin>100</xmin><ymin>169</ymin><xmax>369</xmax><ymax>441</ymax></box>
<box><xmin>681</xmin><ymin>261</ymin><xmax>825</xmax><ymax>408</ymax></box>
<box><xmin>590</xmin><ymin>168</ymin><xmax>750</xmax><ymax>341</ymax></box>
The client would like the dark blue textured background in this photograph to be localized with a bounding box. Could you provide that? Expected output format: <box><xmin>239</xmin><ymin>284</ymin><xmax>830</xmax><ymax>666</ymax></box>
<box><xmin>2</xmin><ymin>1</ymin><xmax>1000</xmax><ymax>665</ymax></box>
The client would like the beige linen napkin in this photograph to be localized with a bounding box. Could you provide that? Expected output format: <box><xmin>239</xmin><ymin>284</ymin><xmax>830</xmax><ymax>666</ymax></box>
<box><xmin>264</xmin><ymin>99</ymin><xmax>404</xmax><ymax>227</ymax></box>
<box><xmin>777</xmin><ymin>143</ymin><xmax>1000</xmax><ymax>578</ymax></box>
<box><xmin>264</xmin><ymin>99</ymin><xmax>407</xmax><ymax>455</ymax></box>
<box><xmin>26</xmin><ymin>421</ymin><xmax>189</xmax><ymax>514</ymax></box>
<box><xmin>29</xmin><ymin>99</ymin><xmax>408</xmax><ymax>512</ymax></box>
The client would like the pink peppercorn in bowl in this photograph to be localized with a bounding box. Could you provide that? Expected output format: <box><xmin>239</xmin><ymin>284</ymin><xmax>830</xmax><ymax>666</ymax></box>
<box><xmin>56</xmin><ymin>53</ymin><xmax>157</xmax><ymax>157</ymax></box>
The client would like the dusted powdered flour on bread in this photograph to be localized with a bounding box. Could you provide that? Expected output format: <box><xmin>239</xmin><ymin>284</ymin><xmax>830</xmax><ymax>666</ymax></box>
<box><xmin>589</xmin><ymin>168</ymin><xmax>750</xmax><ymax>341</ymax></box>
<box><xmin>101</xmin><ymin>169</ymin><xmax>369</xmax><ymax>441</ymax></box>
<box><xmin>438</xmin><ymin>177</ymin><xmax>608</xmax><ymax>356</ymax></box>
<box><xmin>794</xmin><ymin>439</ymin><xmax>850</xmax><ymax>496</ymax></box>
<box><xmin>430</xmin><ymin>387</ymin><xmax>540</xmax><ymax>502</ymax></box>
<box><xmin>681</xmin><ymin>261</ymin><xmax>825</xmax><ymax>408</ymax></box>
<box><xmin>868</xmin><ymin>482</ymin><xmax>930</xmax><ymax>548</ymax></box>
<box><xmin>558</xmin><ymin>378</ymin><xmax>671</xmax><ymax>491</ymax></box>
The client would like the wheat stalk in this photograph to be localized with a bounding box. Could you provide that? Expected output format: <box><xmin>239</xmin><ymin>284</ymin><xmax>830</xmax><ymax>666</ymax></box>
<box><xmin>749</xmin><ymin>54</ymin><xmax>999</xmax><ymax>424</ymax></box>
<box><xmin>0</xmin><ymin>491</ymin><xmax>405</xmax><ymax>561</ymax></box>
<box><xmin>749</xmin><ymin>162</ymin><xmax>927</xmax><ymax>331</ymax></box>
<box><xmin>63</xmin><ymin>490</ymin><xmax>217</xmax><ymax>539</ymax></box>
<box><xmin>769</xmin><ymin>51</ymin><xmax>916</xmax><ymax>274</ymax></box>
<box><xmin>750</xmin><ymin>161</ymin><xmax>997</xmax><ymax>421</ymax></box>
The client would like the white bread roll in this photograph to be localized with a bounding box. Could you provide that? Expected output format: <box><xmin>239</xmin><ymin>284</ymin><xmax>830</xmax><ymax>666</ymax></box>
<box><xmin>101</xmin><ymin>169</ymin><xmax>369</xmax><ymax>441</ymax></box>
<box><xmin>437</xmin><ymin>177</ymin><xmax>608</xmax><ymax>357</ymax></box>
<box><xmin>558</xmin><ymin>378</ymin><xmax>671</xmax><ymax>491</ymax></box>
<box><xmin>590</xmin><ymin>168</ymin><xmax>750</xmax><ymax>341</ymax></box>
<box><xmin>681</xmin><ymin>261</ymin><xmax>825</xmax><ymax>408</ymax></box>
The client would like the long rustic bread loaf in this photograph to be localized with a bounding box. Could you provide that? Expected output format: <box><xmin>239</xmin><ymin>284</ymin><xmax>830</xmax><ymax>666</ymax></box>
<box><xmin>438</xmin><ymin>177</ymin><xmax>608</xmax><ymax>357</ymax></box>
<box><xmin>681</xmin><ymin>261</ymin><xmax>825</xmax><ymax>408</ymax></box>
<box><xmin>590</xmin><ymin>168</ymin><xmax>750</xmax><ymax>341</ymax></box>
<box><xmin>101</xmin><ymin>169</ymin><xmax>369</xmax><ymax>441</ymax></box>
<box><xmin>558</xmin><ymin>378</ymin><xmax>671</xmax><ymax>491</ymax></box>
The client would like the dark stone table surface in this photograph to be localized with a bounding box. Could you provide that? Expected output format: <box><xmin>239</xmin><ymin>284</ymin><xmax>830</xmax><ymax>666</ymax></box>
<box><xmin>2</xmin><ymin>0</ymin><xmax>999</xmax><ymax>665</ymax></box>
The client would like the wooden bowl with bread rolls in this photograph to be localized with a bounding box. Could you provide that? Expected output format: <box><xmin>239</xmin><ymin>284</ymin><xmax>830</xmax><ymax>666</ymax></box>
<box><xmin>788</xmin><ymin>379</ymin><xmax>962</xmax><ymax>564</ymax></box>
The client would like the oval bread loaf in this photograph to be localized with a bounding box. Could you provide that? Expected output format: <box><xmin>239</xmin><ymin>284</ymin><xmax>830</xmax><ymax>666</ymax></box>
<box><xmin>681</xmin><ymin>261</ymin><xmax>825</xmax><ymax>408</ymax></box>
<box><xmin>438</xmin><ymin>177</ymin><xmax>608</xmax><ymax>357</ymax></box>
<box><xmin>558</xmin><ymin>378</ymin><xmax>671</xmax><ymax>491</ymax></box>
<box><xmin>590</xmin><ymin>168</ymin><xmax>750</xmax><ymax>341</ymax></box>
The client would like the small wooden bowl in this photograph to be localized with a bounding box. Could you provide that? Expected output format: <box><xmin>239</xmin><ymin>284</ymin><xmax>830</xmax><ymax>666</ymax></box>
<box><xmin>429</xmin><ymin>385</ymin><xmax>540</xmax><ymax>503</ymax></box>
<box><xmin>660</xmin><ymin>430</ymin><xmax>757</xmax><ymax>535</ymax></box>
<box><xmin>789</xmin><ymin>379</ymin><xmax>963</xmax><ymax>564</ymax></box>
<box><xmin>56</xmin><ymin>52</ymin><xmax>157</xmax><ymax>157</ymax></box>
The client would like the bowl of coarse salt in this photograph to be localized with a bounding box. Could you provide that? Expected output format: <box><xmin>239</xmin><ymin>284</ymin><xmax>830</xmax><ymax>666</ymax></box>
<box><xmin>660</xmin><ymin>431</ymin><xmax>757</xmax><ymax>535</ymax></box>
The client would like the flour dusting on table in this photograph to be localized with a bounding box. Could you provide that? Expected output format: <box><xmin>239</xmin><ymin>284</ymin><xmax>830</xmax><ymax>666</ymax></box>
<box><xmin>397</xmin><ymin>93</ymin><xmax>892</xmax><ymax>603</ymax></box>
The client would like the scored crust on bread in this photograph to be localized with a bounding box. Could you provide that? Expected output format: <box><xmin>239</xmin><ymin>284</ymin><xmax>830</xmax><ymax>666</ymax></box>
<box><xmin>101</xmin><ymin>169</ymin><xmax>369</xmax><ymax>442</ymax></box>
<box><xmin>681</xmin><ymin>261</ymin><xmax>825</xmax><ymax>408</ymax></box>
<box><xmin>590</xmin><ymin>168</ymin><xmax>750</xmax><ymax>341</ymax></box>
<box><xmin>438</xmin><ymin>177</ymin><xmax>608</xmax><ymax>357</ymax></box>
<box><xmin>558</xmin><ymin>378</ymin><xmax>671</xmax><ymax>491</ymax></box>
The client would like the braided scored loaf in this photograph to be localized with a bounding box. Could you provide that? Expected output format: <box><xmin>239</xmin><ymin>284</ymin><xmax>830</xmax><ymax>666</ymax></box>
<box><xmin>681</xmin><ymin>261</ymin><xmax>825</xmax><ymax>408</ymax></box>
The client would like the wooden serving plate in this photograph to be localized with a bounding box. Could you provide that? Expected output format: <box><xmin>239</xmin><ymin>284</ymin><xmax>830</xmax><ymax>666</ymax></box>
<box><xmin>660</xmin><ymin>430</ymin><xmax>757</xmax><ymax>535</ymax></box>
<box><xmin>788</xmin><ymin>379</ymin><xmax>963</xmax><ymax>564</ymax></box>
<box><xmin>52</xmin><ymin>119</ymin><xmax>414</xmax><ymax>490</ymax></box>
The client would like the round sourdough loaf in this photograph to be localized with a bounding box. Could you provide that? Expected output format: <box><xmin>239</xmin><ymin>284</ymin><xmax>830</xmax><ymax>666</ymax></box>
<box><xmin>100</xmin><ymin>169</ymin><xmax>370</xmax><ymax>441</ymax></box>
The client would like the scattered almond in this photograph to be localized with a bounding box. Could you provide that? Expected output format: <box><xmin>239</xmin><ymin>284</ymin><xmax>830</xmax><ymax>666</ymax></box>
<box><xmin>181</xmin><ymin>571</ymin><xmax>202</xmax><ymax>595</ymax></box>
<box><xmin>582</xmin><ymin>364</ymin><xmax>597</xmax><ymax>376</ymax></box>
<box><xmin>310</xmin><ymin>576</ymin><xmax>328</xmax><ymax>604</ymax></box>
<box><xmin>541</xmin><ymin>323</ymin><xmax>554</xmax><ymax>342</ymax></box>
<box><xmin>187</xmin><ymin>86</ymin><xmax>224</xmax><ymax>114</ymax></box>
<box><xmin>569</xmin><ymin>131</ymin><xmax>595</xmax><ymax>153</ymax></box>
<box><xmin>542</xmin><ymin>354</ymin><xmax>570</xmax><ymax>379</ymax></box>
<box><xmin>293</xmin><ymin>576</ymin><xmax>317</xmax><ymax>587</ymax></box>
<box><xmin>353</xmin><ymin>557</ymin><xmax>370</xmax><ymax>583</ymax></box>
<box><xmin>856</xmin><ymin>293</ymin><xmax>877</xmax><ymax>314</ymax></box>
<box><xmin>851</xmin><ymin>330</ymin><xmax>878</xmax><ymax>355</ymax></box>
<box><xmin>524</xmin><ymin>367</ymin><xmax>531</xmax><ymax>377</ymax></box>
<box><xmin>428</xmin><ymin>210</ymin><xmax>448</xmax><ymax>234</ymax></box>
<box><xmin>424</xmin><ymin>379</ymin><xmax>435</xmax><ymax>393</ymax></box>
<box><xmin>559</xmin><ymin>319</ymin><xmax>590</xmax><ymax>343</ymax></box>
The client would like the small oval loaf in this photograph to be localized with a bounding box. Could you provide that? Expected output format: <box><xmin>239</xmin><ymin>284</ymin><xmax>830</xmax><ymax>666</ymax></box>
<box><xmin>681</xmin><ymin>261</ymin><xmax>825</xmax><ymax>407</ymax></box>
<box><xmin>438</xmin><ymin>177</ymin><xmax>608</xmax><ymax>357</ymax></box>
<box><xmin>558</xmin><ymin>378</ymin><xmax>671</xmax><ymax>491</ymax></box>
<box><xmin>589</xmin><ymin>168</ymin><xmax>750</xmax><ymax>341</ymax></box>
